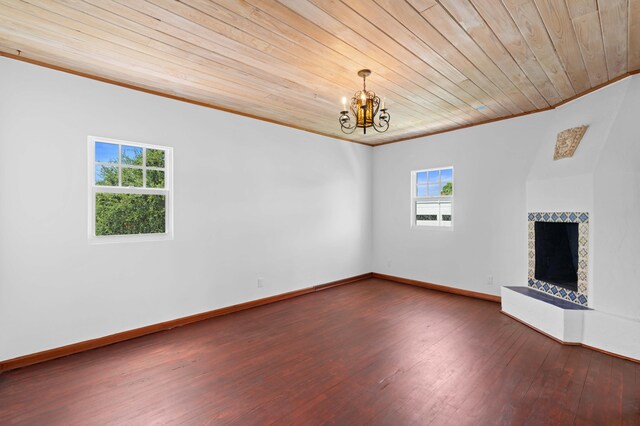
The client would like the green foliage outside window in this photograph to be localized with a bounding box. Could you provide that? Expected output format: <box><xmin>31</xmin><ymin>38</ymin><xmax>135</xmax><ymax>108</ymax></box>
<box><xmin>146</xmin><ymin>149</ymin><xmax>165</xmax><ymax>167</ymax></box>
<box><xmin>122</xmin><ymin>168</ymin><xmax>143</xmax><ymax>187</ymax></box>
<box><xmin>96</xmin><ymin>194</ymin><xmax>166</xmax><ymax>236</ymax></box>
<box><xmin>146</xmin><ymin>170</ymin><xmax>165</xmax><ymax>188</ymax></box>
<box><xmin>441</xmin><ymin>182</ymin><xmax>453</xmax><ymax>196</ymax></box>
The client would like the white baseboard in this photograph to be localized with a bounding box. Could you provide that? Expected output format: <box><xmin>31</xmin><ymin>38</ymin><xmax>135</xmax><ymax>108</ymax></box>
<box><xmin>583</xmin><ymin>311</ymin><xmax>640</xmax><ymax>361</ymax></box>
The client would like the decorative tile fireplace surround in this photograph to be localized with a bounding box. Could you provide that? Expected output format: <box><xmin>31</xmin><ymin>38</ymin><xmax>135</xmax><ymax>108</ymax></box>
<box><xmin>527</xmin><ymin>212</ymin><xmax>589</xmax><ymax>306</ymax></box>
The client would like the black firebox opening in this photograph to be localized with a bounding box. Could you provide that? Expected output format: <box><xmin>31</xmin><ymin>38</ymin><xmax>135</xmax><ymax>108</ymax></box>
<box><xmin>534</xmin><ymin>221</ymin><xmax>579</xmax><ymax>291</ymax></box>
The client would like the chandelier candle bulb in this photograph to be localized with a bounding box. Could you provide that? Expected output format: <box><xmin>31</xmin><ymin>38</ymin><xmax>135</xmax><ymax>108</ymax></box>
<box><xmin>338</xmin><ymin>69</ymin><xmax>390</xmax><ymax>135</ymax></box>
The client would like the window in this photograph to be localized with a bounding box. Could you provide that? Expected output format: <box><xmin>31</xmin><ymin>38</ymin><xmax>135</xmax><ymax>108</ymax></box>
<box><xmin>412</xmin><ymin>167</ymin><xmax>453</xmax><ymax>228</ymax></box>
<box><xmin>88</xmin><ymin>136</ymin><xmax>173</xmax><ymax>242</ymax></box>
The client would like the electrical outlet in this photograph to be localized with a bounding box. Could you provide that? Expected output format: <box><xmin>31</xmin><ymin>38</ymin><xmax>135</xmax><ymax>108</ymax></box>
<box><xmin>257</xmin><ymin>277</ymin><xmax>264</xmax><ymax>288</ymax></box>
<box><xmin>487</xmin><ymin>275</ymin><xmax>494</xmax><ymax>286</ymax></box>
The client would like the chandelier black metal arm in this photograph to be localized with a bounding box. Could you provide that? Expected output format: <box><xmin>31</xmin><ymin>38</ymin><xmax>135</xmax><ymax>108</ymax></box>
<box><xmin>339</xmin><ymin>69</ymin><xmax>390</xmax><ymax>135</ymax></box>
<box><xmin>373</xmin><ymin>106</ymin><xmax>390</xmax><ymax>133</ymax></box>
<box><xmin>338</xmin><ymin>109</ymin><xmax>357</xmax><ymax>134</ymax></box>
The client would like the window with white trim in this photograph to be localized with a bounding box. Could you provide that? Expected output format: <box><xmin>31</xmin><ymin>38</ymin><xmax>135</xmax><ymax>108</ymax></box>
<box><xmin>412</xmin><ymin>167</ymin><xmax>453</xmax><ymax>228</ymax></box>
<box><xmin>88</xmin><ymin>136</ymin><xmax>173</xmax><ymax>242</ymax></box>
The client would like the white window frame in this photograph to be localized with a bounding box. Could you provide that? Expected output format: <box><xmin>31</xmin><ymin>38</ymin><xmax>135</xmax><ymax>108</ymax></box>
<box><xmin>411</xmin><ymin>166</ymin><xmax>454</xmax><ymax>229</ymax></box>
<box><xmin>88</xmin><ymin>136</ymin><xmax>173</xmax><ymax>244</ymax></box>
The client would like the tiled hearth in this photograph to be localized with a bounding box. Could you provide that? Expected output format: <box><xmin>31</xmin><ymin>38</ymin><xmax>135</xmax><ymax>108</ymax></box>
<box><xmin>528</xmin><ymin>212</ymin><xmax>589</xmax><ymax>306</ymax></box>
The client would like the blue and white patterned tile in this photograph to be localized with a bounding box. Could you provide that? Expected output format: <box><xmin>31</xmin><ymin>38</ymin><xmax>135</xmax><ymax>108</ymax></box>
<box><xmin>580</xmin><ymin>222</ymin><xmax>589</xmax><ymax>234</ymax></box>
<box><xmin>527</xmin><ymin>211</ymin><xmax>589</xmax><ymax>306</ymax></box>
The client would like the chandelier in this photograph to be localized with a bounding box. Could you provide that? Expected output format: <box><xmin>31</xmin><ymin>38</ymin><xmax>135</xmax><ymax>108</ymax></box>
<box><xmin>339</xmin><ymin>69</ymin><xmax>390</xmax><ymax>134</ymax></box>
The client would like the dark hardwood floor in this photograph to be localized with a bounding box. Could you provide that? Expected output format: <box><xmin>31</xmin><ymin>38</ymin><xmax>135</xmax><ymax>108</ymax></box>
<box><xmin>1</xmin><ymin>278</ymin><xmax>638</xmax><ymax>425</ymax></box>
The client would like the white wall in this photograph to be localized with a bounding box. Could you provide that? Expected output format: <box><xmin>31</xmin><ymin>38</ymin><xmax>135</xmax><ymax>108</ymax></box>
<box><xmin>0</xmin><ymin>57</ymin><xmax>372</xmax><ymax>361</ymax></box>
<box><xmin>372</xmin><ymin>112</ymin><xmax>548</xmax><ymax>295</ymax></box>
<box><xmin>592</xmin><ymin>76</ymin><xmax>640</xmax><ymax>322</ymax></box>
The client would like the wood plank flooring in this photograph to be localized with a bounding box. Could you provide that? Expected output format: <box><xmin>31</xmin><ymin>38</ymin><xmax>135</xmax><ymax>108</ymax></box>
<box><xmin>1</xmin><ymin>278</ymin><xmax>638</xmax><ymax>425</ymax></box>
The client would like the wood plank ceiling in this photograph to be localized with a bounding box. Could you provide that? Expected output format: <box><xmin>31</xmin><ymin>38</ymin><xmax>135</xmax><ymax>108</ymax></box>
<box><xmin>0</xmin><ymin>0</ymin><xmax>638</xmax><ymax>145</ymax></box>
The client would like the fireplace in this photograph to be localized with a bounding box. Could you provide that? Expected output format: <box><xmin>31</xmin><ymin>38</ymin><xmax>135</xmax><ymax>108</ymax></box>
<box><xmin>534</xmin><ymin>222</ymin><xmax>578</xmax><ymax>291</ymax></box>
<box><xmin>528</xmin><ymin>212</ymin><xmax>588</xmax><ymax>306</ymax></box>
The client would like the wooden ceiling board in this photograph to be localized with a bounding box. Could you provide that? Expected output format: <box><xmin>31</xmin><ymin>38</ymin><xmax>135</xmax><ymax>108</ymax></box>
<box><xmin>438</xmin><ymin>0</ymin><xmax>560</xmax><ymax>106</ymax></box>
<box><xmin>534</xmin><ymin>0</ymin><xmax>591</xmax><ymax>93</ymax></box>
<box><xmin>300</xmin><ymin>0</ymin><xmax>500</xmax><ymax>117</ymax></box>
<box><xmin>500</xmin><ymin>0</ymin><xmax>577</xmax><ymax>98</ymax></box>
<box><xmin>406</xmin><ymin>0</ymin><xmax>437</xmax><ymax>13</ymax></box>
<box><xmin>598</xmin><ymin>0</ymin><xmax>629</xmax><ymax>78</ymax></box>
<box><xmin>246</xmin><ymin>7</ymin><xmax>464</xmax><ymax>127</ymax></box>
<box><xmin>0</xmin><ymin>1</ymin><xmax>339</xmax><ymax>127</ymax></box>
<box><xmin>207</xmin><ymin>0</ymin><xmax>465</xmax><ymax>126</ymax></box>
<box><xmin>466</xmin><ymin>0</ymin><xmax>567</xmax><ymax>105</ymax></box>
<box><xmin>419</xmin><ymin>3</ymin><xmax>538</xmax><ymax>110</ymax></box>
<box><xmin>570</xmin><ymin>10</ymin><xmax>609</xmax><ymax>86</ymax></box>
<box><xmin>7</xmin><ymin>1</ymin><xmax>331</xmax><ymax>111</ymax></box>
<box><xmin>566</xmin><ymin>0</ymin><xmax>598</xmax><ymax>18</ymax></box>
<box><xmin>375</xmin><ymin>0</ymin><xmax>522</xmax><ymax>116</ymax></box>
<box><xmin>0</xmin><ymin>0</ymin><xmax>637</xmax><ymax>145</ymax></box>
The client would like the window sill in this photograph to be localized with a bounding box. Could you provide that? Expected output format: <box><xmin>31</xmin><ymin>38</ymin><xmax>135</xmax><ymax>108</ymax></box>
<box><xmin>89</xmin><ymin>233</ymin><xmax>173</xmax><ymax>244</ymax></box>
<box><xmin>411</xmin><ymin>225</ymin><xmax>454</xmax><ymax>231</ymax></box>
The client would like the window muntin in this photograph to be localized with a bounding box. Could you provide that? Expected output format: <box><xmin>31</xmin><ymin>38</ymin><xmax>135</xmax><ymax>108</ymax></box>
<box><xmin>412</xmin><ymin>167</ymin><xmax>453</xmax><ymax>228</ymax></box>
<box><xmin>88</xmin><ymin>137</ymin><xmax>172</xmax><ymax>242</ymax></box>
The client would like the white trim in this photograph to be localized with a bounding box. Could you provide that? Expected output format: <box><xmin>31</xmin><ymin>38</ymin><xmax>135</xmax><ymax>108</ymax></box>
<box><xmin>95</xmin><ymin>162</ymin><xmax>165</xmax><ymax>171</ymax></box>
<box><xmin>90</xmin><ymin>135</ymin><xmax>171</xmax><ymax>151</ymax></box>
<box><xmin>93</xmin><ymin>186</ymin><xmax>167</xmax><ymax>195</ymax></box>
<box><xmin>89</xmin><ymin>231</ymin><xmax>173</xmax><ymax>245</ymax></box>
<box><xmin>88</xmin><ymin>136</ymin><xmax>174</xmax><ymax>244</ymax></box>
